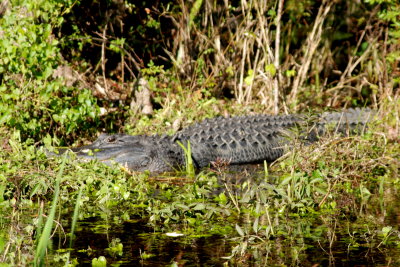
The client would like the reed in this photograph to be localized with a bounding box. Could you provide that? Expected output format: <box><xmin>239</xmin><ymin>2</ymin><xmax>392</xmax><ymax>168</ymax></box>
<box><xmin>34</xmin><ymin>155</ymin><xmax>67</xmax><ymax>266</ymax></box>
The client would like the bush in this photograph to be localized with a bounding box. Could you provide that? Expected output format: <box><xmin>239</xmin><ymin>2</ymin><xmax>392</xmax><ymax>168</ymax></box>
<box><xmin>0</xmin><ymin>0</ymin><xmax>100</xmax><ymax>144</ymax></box>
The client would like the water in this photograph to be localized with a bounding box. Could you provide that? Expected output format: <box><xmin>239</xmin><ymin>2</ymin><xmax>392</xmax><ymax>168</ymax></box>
<box><xmin>52</xmin><ymin>211</ymin><xmax>400</xmax><ymax>266</ymax></box>
<box><xmin>54</xmin><ymin>216</ymin><xmax>233</xmax><ymax>266</ymax></box>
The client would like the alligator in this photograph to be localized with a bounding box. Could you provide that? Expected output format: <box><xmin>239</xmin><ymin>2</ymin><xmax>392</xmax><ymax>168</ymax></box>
<box><xmin>54</xmin><ymin>108</ymin><xmax>374</xmax><ymax>173</ymax></box>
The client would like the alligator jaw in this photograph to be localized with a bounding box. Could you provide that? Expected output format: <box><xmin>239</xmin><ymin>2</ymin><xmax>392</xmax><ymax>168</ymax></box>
<box><xmin>71</xmin><ymin>136</ymin><xmax>154</xmax><ymax>171</ymax></box>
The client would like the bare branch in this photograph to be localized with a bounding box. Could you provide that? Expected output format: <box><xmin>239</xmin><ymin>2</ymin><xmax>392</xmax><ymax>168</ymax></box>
<box><xmin>290</xmin><ymin>0</ymin><xmax>333</xmax><ymax>105</ymax></box>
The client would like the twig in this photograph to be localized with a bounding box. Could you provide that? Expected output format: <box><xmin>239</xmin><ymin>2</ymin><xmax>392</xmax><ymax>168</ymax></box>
<box><xmin>101</xmin><ymin>24</ymin><xmax>108</xmax><ymax>94</ymax></box>
<box><xmin>318</xmin><ymin>179</ymin><xmax>338</xmax><ymax>208</ymax></box>
<box><xmin>238</xmin><ymin>38</ymin><xmax>247</xmax><ymax>103</ymax></box>
<box><xmin>336</xmin><ymin>7</ymin><xmax>379</xmax><ymax>86</ymax></box>
<box><xmin>245</xmin><ymin>43</ymin><xmax>260</xmax><ymax>103</ymax></box>
<box><xmin>274</xmin><ymin>0</ymin><xmax>284</xmax><ymax>114</ymax></box>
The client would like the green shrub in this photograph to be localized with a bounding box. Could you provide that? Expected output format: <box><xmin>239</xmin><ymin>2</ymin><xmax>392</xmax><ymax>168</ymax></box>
<box><xmin>0</xmin><ymin>0</ymin><xmax>100</xmax><ymax>144</ymax></box>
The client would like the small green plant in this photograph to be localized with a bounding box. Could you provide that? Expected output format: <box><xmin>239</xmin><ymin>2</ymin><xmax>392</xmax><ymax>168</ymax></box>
<box><xmin>378</xmin><ymin>226</ymin><xmax>394</xmax><ymax>247</ymax></box>
<box><xmin>105</xmin><ymin>238</ymin><xmax>123</xmax><ymax>257</ymax></box>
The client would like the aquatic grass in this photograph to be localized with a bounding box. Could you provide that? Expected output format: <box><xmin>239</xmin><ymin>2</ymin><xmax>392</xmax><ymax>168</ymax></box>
<box><xmin>69</xmin><ymin>185</ymin><xmax>84</xmax><ymax>248</ymax></box>
<box><xmin>177</xmin><ymin>141</ymin><xmax>195</xmax><ymax>178</ymax></box>
<box><xmin>34</xmin><ymin>155</ymin><xmax>67</xmax><ymax>267</ymax></box>
<box><xmin>60</xmin><ymin>183</ymin><xmax>85</xmax><ymax>266</ymax></box>
<box><xmin>34</xmin><ymin>202</ymin><xmax>44</xmax><ymax>247</ymax></box>
<box><xmin>378</xmin><ymin>175</ymin><xmax>385</xmax><ymax>212</ymax></box>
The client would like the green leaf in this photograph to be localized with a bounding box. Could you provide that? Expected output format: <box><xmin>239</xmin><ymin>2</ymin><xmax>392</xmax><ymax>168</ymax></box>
<box><xmin>193</xmin><ymin>203</ymin><xmax>206</xmax><ymax>211</ymax></box>
<box><xmin>235</xmin><ymin>224</ymin><xmax>245</xmax><ymax>237</ymax></box>
<box><xmin>265</xmin><ymin>64</ymin><xmax>276</xmax><ymax>76</ymax></box>
<box><xmin>91</xmin><ymin>256</ymin><xmax>107</xmax><ymax>267</ymax></box>
<box><xmin>244</xmin><ymin>69</ymin><xmax>254</xmax><ymax>85</ymax></box>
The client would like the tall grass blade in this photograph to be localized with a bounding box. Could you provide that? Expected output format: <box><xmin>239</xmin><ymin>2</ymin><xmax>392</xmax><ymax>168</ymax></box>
<box><xmin>34</xmin><ymin>155</ymin><xmax>67</xmax><ymax>267</ymax></box>
<box><xmin>189</xmin><ymin>0</ymin><xmax>203</xmax><ymax>29</ymax></box>
<box><xmin>69</xmin><ymin>185</ymin><xmax>83</xmax><ymax>248</ymax></box>
<box><xmin>263</xmin><ymin>160</ymin><xmax>269</xmax><ymax>179</ymax></box>
<box><xmin>177</xmin><ymin>141</ymin><xmax>195</xmax><ymax>178</ymax></box>
<box><xmin>63</xmin><ymin>184</ymin><xmax>84</xmax><ymax>266</ymax></box>
<box><xmin>34</xmin><ymin>201</ymin><xmax>44</xmax><ymax>246</ymax></box>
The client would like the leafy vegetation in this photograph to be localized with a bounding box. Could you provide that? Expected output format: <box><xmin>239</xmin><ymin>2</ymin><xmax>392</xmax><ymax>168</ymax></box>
<box><xmin>0</xmin><ymin>0</ymin><xmax>399</xmax><ymax>265</ymax></box>
<box><xmin>0</xmin><ymin>0</ymin><xmax>101</xmax><ymax>144</ymax></box>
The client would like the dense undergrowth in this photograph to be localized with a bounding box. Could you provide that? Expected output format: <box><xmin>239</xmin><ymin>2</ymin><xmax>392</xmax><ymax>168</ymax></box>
<box><xmin>0</xmin><ymin>106</ymin><xmax>399</xmax><ymax>265</ymax></box>
<box><xmin>0</xmin><ymin>0</ymin><xmax>399</xmax><ymax>266</ymax></box>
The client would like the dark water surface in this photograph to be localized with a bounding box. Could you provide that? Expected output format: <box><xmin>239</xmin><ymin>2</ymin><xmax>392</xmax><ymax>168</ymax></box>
<box><xmin>54</xmin><ymin>216</ymin><xmax>233</xmax><ymax>266</ymax></box>
<box><xmin>52</xmin><ymin>212</ymin><xmax>400</xmax><ymax>266</ymax></box>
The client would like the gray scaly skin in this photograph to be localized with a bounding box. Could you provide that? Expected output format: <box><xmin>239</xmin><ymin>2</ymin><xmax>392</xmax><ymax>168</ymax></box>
<box><xmin>57</xmin><ymin>108</ymin><xmax>374</xmax><ymax>173</ymax></box>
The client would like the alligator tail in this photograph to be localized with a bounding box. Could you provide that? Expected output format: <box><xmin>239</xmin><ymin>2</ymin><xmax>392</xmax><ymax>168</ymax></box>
<box><xmin>306</xmin><ymin>108</ymin><xmax>375</xmax><ymax>142</ymax></box>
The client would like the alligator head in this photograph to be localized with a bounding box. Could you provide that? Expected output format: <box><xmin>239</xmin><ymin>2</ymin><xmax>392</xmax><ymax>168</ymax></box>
<box><xmin>59</xmin><ymin>133</ymin><xmax>181</xmax><ymax>172</ymax></box>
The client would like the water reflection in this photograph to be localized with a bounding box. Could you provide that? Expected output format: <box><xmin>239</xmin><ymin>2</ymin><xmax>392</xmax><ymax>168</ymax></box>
<box><xmin>54</xmin><ymin>216</ymin><xmax>233</xmax><ymax>266</ymax></box>
<box><xmin>52</xmin><ymin>211</ymin><xmax>400</xmax><ymax>266</ymax></box>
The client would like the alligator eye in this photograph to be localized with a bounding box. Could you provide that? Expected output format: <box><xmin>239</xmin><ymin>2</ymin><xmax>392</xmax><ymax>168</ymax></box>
<box><xmin>107</xmin><ymin>136</ymin><xmax>116</xmax><ymax>143</ymax></box>
<box><xmin>141</xmin><ymin>156</ymin><xmax>151</xmax><ymax>167</ymax></box>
